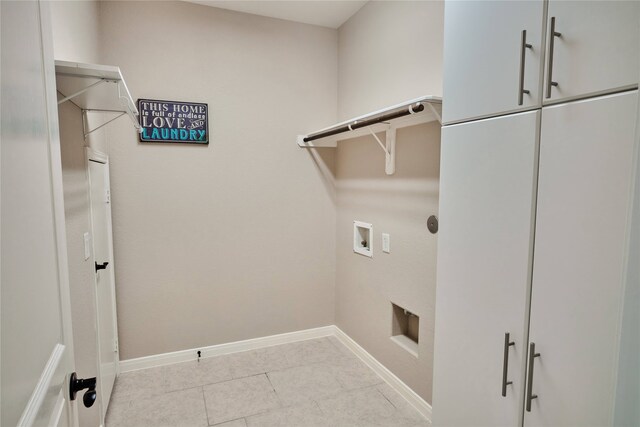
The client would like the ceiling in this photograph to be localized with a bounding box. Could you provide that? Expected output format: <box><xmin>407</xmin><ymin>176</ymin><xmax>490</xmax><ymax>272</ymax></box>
<box><xmin>185</xmin><ymin>1</ymin><xmax>368</xmax><ymax>29</ymax></box>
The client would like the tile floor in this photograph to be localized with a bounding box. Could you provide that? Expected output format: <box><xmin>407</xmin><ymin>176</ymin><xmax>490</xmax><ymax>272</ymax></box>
<box><xmin>105</xmin><ymin>336</ymin><xmax>429</xmax><ymax>427</ymax></box>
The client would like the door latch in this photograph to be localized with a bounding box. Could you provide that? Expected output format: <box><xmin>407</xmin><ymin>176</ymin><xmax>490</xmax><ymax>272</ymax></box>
<box><xmin>95</xmin><ymin>261</ymin><xmax>109</xmax><ymax>272</ymax></box>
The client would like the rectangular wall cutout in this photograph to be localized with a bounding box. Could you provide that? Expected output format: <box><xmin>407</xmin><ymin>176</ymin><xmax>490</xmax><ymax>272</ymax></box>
<box><xmin>391</xmin><ymin>303</ymin><xmax>419</xmax><ymax>357</ymax></box>
<box><xmin>353</xmin><ymin>221</ymin><xmax>373</xmax><ymax>257</ymax></box>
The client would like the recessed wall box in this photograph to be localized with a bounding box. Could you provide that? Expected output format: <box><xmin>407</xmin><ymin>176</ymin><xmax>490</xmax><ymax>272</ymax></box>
<box><xmin>353</xmin><ymin>221</ymin><xmax>373</xmax><ymax>257</ymax></box>
<box><xmin>391</xmin><ymin>302</ymin><xmax>419</xmax><ymax>357</ymax></box>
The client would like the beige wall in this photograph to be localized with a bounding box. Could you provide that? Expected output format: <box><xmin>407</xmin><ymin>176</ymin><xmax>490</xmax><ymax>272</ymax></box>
<box><xmin>98</xmin><ymin>1</ymin><xmax>338</xmax><ymax>360</ymax></box>
<box><xmin>335</xmin><ymin>0</ymin><xmax>444</xmax><ymax>403</ymax></box>
<box><xmin>50</xmin><ymin>0</ymin><xmax>101</xmax><ymax>64</ymax></box>
<box><xmin>338</xmin><ymin>0</ymin><xmax>443</xmax><ymax>120</ymax></box>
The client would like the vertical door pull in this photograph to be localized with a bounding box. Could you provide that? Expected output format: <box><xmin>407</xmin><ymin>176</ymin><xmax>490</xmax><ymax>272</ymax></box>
<box><xmin>502</xmin><ymin>332</ymin><xmax>516</xmax><ymax>396</ymax></box>
<box><xmin>518</xmin><ymin>30</ymin><xmax>533</xmax><ymax>105</ymax></box>
<box><xmin>545</xmin><ymin>17</ymin><xmax>562</xmax><ymax>98</ymax></box>
<box><xmin>526</xmin><ymin>342</ymin><xmax>541</xmax><ymax>411</ymax></box>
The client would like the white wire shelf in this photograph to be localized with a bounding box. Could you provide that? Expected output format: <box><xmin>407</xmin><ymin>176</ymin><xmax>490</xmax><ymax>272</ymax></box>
<box><xmin>297</xmin><ymin>96</ymin><xmax>442</xmax><ymax>175</ymax></box>
<box><xmin>55</xmin><ymin>60</ymin><xmax>140</xmax><ymax>136</ymax></box>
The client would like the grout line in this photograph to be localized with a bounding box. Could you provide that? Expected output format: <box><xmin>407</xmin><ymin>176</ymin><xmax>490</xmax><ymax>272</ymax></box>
<box><xmin>211</xmin><ymin>416</ymin><xmax>246</xmax><ymax>426</ymax></box>
<box><xmin>200</xmin><ymin>387</ymin><xmax>213</xmax><ymax>426</ymax></box>
<box><xmin>264</xmin><ymin>372</ymin><xmax>277</xmax><ymax>393</ymax></box>
<box><xmin>196</xmin><ymin>371</ymin><xmax>272</xmax><ymax>392</ymax></box>
<box><xmin>265</xmin><ymin>372</ymin><xmax>286</xmax><ymax>410</ymax></box>
<box><xmin>377</xmin><ymin>387</ymin><xmax>399</xmax><ymax>411</ymax></box>
<box><xmin>312</xmin><ymin>400</ymin><xmax>325</xmax><ymax>418</ymax></box>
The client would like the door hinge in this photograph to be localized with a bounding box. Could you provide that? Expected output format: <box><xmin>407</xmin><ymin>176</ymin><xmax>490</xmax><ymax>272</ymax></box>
<box><xmin>105</xmin><ymin>189</ymin><xmax>111</xmax><ymax>204</ymax></box>
<box><xmin>114</xmin><ymin>339</ymin><xmax>119</xmax><ymax>352</ymax></box>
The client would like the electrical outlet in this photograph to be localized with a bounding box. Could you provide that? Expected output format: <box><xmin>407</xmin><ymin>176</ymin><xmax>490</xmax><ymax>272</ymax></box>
<box><xmin>382</xmin><ymin>233</ymin><xmax>390</xmax><ymax>253</ymax></box>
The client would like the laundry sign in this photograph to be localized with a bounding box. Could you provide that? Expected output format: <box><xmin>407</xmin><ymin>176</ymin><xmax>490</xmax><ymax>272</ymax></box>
<box><xmin>138</xmin><ymin>98</ymin><xmax>208</xmax><ymax>144</ymax></box>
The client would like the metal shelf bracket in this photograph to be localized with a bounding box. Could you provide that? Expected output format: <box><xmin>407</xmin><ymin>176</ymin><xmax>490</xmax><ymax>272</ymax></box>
<box><xmin>57</xmin><ymin>79</ymin><xmax>112</xmax><ymax>106</ymax></box>
<box><xmin>82</xmin><ymin>110</ymin><xmax>127</xmax><ymax>137</ymax></box>
<box><xmin>55</xmin><ymin>60</ymin><xmax>142</xmax><ymax>139</ymax></box>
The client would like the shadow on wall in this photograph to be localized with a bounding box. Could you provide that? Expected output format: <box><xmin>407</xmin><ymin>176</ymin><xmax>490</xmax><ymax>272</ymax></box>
<box><xmin>337</xmin><ymin>122</ymin><xmax>440</xmax><ymax>179</ymax></box>
<box><xmin>303</xmin><ymin>147</ymin><xmax>337</xmax><ymax>205</ymax></box>
<box><xmin>336</xmin><ymin>122</ymin><xmax>441</xmax><ymax>212</ymax></box>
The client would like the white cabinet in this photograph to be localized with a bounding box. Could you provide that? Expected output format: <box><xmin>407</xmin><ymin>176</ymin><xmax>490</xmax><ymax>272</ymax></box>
<box><xmin>543</xmin><ymin>1</ymin><xmax>640</xmax><ymax>104</ymax></box>
<box><xmin>443</xmin><ymin>1</ymin><xmax>639</xmax><ymax>124</ymax></box>
<box><xmin>433</xmin><ymin>111</ymin><xmax>540</xmax><ymax>426</ymax></box>
<box><xmin>442</xmin><ymin>1</ymin><xmax>544</xmax><ymax>124</ymax></box>
<box><xmin>433</xmin><ymin>90</ymin><xmax>639</xmax><ymax>426</ymax></box>
<box><xmin>524</xmin><ymin>91</ymin><xmax>638</xmax><ymax>426</ymax></box>
<box><xmin>435</xmin><ymin>1</ymin><xmax>639</xmax><ymax>425</ymax></box>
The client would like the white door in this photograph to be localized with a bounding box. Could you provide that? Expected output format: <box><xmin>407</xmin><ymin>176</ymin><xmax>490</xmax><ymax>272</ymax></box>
<box><xmin>87</xmin><ymin>149</ymin><xmax>119</xmax><ymax>419</ymax></box>
<box><xmin>442</xmin><ymin>1</ymin><xmax>544</xmax><ymax>124</ymax></box>
<box><xmin>543</xmin><ymin>1</ymin><xmax>639</xmax><ymax>104</ymax></box>
<box><xmin>432</xmin><ymin>111</ymin><xmax>540</xmax><ymax>426</ymax></box>
<box><xmin>525</xmin><ymin>90</ymin><xmax>638</xmax><ymax>426</ymax></box>
<box><xmin>1</xmin><ymin>1</ymin><xmax>78</xmax><ymax>426</ymax></box>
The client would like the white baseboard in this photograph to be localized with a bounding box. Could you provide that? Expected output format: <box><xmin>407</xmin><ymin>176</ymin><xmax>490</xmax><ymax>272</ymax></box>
<box><xmin>332</xmin><ymin>326</ymin><xmax>433</xmax><ymax>421</ymax></box>
<box><xmin>119</xmin><ymin>325</ymin><xmax>335</xmax><ymax>372</ymax></box>
<box><xmin>119</xmin><ymin>324</ymin><xmax>432</xmax><ymax>423</ymax></box>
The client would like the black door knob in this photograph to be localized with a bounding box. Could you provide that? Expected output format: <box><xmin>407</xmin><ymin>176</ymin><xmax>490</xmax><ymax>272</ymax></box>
<box><xmin>83</xmin><ymin>389</ymin><xmax>97</xmax><ymax>408</ymax></box>
<box><xmin>69</xmin><ymin>372</ymin><xmax>97</xmax><ymax>408</ymax></box>
<box><xmin>95</xmin><ymin>261</ymin><xmax>109</xmax><ymax>272</ymax></box>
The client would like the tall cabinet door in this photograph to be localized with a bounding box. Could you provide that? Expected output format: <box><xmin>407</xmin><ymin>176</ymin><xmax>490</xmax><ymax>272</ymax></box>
<box><xmin>433</xmin><ymin>111</ymin><xmax>540</xmax><ymax>426</ymax></box>
<box><xmin>543</xmin><ymin>1</ymin><xmax>639</xmax><ymax>104</ymax></box>
<box><xmin>526</xmin><ymin>90</ymin><xmax>638</xmax><ymax>426</ymax></box>
<box><xmin>443</xmin><ymin>1</ymin><xmax>544</xmax><ymax>124</ymax></box>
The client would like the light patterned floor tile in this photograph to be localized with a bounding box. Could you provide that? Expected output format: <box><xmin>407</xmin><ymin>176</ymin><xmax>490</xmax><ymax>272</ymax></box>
<box><xmin>225</xmin><ymin>350</ymin><xmax>267</xmax><ymax>379</ymax></box>
<box><xmin>106</xmin><ymin>387</ymin><xmax>207</xmax><ymax>427</ymax></box>
<box><xmin>283</xmin><ymin>338</ymin><xmax>353</xmax><ymax>367</ymax></box>
<box><xmin>105</xmin><ymin>399</ymin><xmax>131</xmax><ymax>427</ymax></box>
<box><xmin>316</xmin><ymin>387</ymin><xmax>396</xmax><ymax>422</ymax></box>
<box><xmin>203</xmin><ymin>374</ymin><xmax>280</xmax><ymax>425</ymax></box>
<box><xmin>332</xmin><ymin>358</ymin><xmax>384</xmax><ymax>390</ymax></box>
<box><xmin>110</xmin><ymin>366</ymin><xmax>165</xmax><ymax>403</ymax></box>
<box><xmin>245</xmin><ymin>402</ymin><xmax>324</xmax><ymax>427</ymax></box>
<box><xmin>213</xmin><ymin>418</ymin><xmax>248</xmax><ymax>427</ymax></box>
<box><xmin>255</xmin><ymin>343</ymin><xmax>301</xmax><ymax>371</ymax></box>
<box><xmin>164</xmin><ymin>356</ymin><xmax>233</xmax><ymax>391</ymax></box>
<box><xmin>266</xmin><ymin>363</ymin><xmax>344</xmax><ymax>406</ymax></box>
<box><xmin>326</xmin><ymin>335</ymin><xmax>358</xmax><ymax>358</ymax></box>
<box><xmin>106</xmin><ymin>337</ymin><xmax>429</xmax><ymax>427</ymax></box>
<box><xmin>376</xmin><ymin>383</ymin><xmax>427</xmax><ymax>422</ymax></box>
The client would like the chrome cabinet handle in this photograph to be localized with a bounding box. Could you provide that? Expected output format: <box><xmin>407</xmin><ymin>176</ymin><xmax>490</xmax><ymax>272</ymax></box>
<box><xmin>526</xmin><ymin>342</ymin><xmax>541</xmax><ymax>411</ymax></box>
<box><xmin>502</xmin><ymin>332</ymin><xmax>515</xmax><ymax>396</ymax></box>
<box><xmin>545</xmin><ymin>17</ymin><xmax>562</xmax><ymax>98</ymax></box>
<box><xmin>518</xmin><ymin>30</ymin><xmax>533</xmax><ymax>105</ymax></box>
